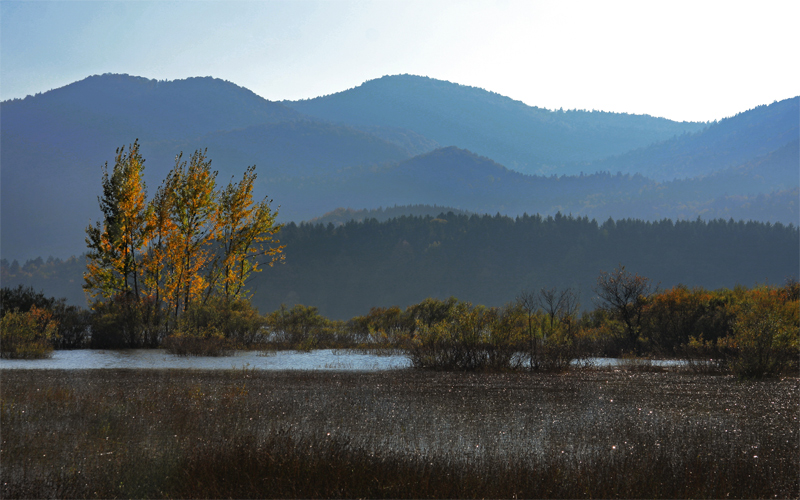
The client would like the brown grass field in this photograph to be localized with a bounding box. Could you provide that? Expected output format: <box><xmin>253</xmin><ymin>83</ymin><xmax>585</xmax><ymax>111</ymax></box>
<box><xmin>1</xmin><ymin>368</ymin><xmax>797</xmax><ymax>498</ymax></box>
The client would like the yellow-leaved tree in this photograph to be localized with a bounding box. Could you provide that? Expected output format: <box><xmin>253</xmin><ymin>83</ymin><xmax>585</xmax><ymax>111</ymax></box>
<box><xmin>162</xmin><ymin>150</ymin><xmax>219</xmax><ymax>317</ymax></box>
<box><xmin>211</xmin><ymin>165</ymin><xmax>285</xmax><ymax>301</ymax></box>
<box><xmin>84</xmin><ymin>140</ymin><xmax>150</xmax><ymax>302</ymax></box>
<box><xmin>84</xmin><ymin>144</ymin><xmax>284</xmax><ymax>347</ymax></box>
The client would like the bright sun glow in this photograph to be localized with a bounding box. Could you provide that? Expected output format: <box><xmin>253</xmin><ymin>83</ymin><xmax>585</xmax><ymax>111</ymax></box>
<box><xmin>1</xmin><ymin>0</ymin><xmax>798</xmax><ymax>122</ymax></box>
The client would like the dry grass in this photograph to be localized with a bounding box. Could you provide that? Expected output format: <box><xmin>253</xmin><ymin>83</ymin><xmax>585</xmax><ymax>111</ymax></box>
<box><xmin>1</xmin><ymin>369</ymin><xmax>797</xmax><ymax>498</ymax></box>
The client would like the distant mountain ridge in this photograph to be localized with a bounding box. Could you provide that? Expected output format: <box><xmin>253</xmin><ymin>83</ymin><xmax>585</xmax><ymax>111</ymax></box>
<box><xmin>264</xmin><ymin>146</ymin><xmax>797</xmax><ymax>224</ymax></box>
<box><xmin>2</xmin><ymin>74</ymin><xmax>302</xmax><ymax>144</ymax></box>
<box><xmin>577</xmin><ymin>97</ymin><xmax>800</xmax><ymax>181</ymax></box>
<box><xmin>285</xmin><ymin>74</ymin><xmax>707</xmax><ymax>174</ymax></box>
<box><xmin>308</xmin><ymin>205</ymin><xmax>472</xmax><ymax>226</ymax></box>
<box><xmin>1</xmin><ymin>73</ymin><xmax>797</xmax><ymax>262</ymax></box>
<box><xmin>1</xmin><ymin>74</ymin><xmax>421</xmax><ymax>259</ymax></box>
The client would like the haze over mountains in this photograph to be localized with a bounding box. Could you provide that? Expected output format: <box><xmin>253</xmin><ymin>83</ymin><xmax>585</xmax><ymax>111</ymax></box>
<box><xmin>1</xmin><ymin>73</ymin><xmax>798</xmax><ymax>261</ymax></box>
<box><xmin>286</xmin><ymin>74</ymin><xmax>708</xmax><ymax>174</ymax></box>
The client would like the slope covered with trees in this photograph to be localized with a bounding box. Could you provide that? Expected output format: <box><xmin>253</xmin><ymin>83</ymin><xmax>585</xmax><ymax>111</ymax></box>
<box><xmin>579</xmin><ymin>97</ymin><xmax>800</xmax><ymax>180</ymax></box>
<box><xmin>262</xmin><ymin>146</ymin><xmax>798</xmax><ymax>224</ymax></box>
<box><xmin>6</xmin><ymin>213</ymin><xmax>796</xmax><ymax>321</ymax></box>
<box><xmin>3</xmin><ymin>73</ymin><xmax>796</xmax><ymax>262</ymax></box>
<box><xmin>286</xmin><ymin>74</ymin><xmax>706</xmax><ymax>174</ymax></box>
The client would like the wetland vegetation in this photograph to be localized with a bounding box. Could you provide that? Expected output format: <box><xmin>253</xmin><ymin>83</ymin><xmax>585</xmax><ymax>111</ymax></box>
<box><xmin>2</xmin><ymin>369</ymin><xmax>797</xmax><ymax>498</ymax></box>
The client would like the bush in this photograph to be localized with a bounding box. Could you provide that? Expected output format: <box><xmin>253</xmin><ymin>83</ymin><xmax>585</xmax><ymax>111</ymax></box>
<box><xmin>162</xmin><ymin>297</ymin><xmax>266</xmax><ymax>356</ymax></box>
<box><xmin>51</xmin><ymin>303</ymin><xmax>92</xmax><ymax>349</ymax></box>
<box><xmin>641</xmin><ymin>285</ymin><xmax>736</xmax><ymax>355</ymax></box>
<box><xmin>725</xmin><ymin>290</ymin><xmax>799</xmax><ymax>378</ymax></box>
<box><xmin>1</xmin><ymin>285</ymin><xmax>91</xmax><ymax>349</ymax></box>
<box><xmin>1</xmin><ymin>285</ymin><xmax>55</xmax><ymax>317</ymax></box>
<box><xmin>0</xmin><ymin>306</ymin><xmax>59</xmax><ymax>359</ymax></box>
<box><xmin>407</xmin><ymin>300</ymin><xmax>527</xmax><ymax>371</ymax></box>
<box><xmin>679</xmin><ymin>285</ymin><xmax>800</xmax><ymax>378</ymax></box>
<box><xmin>177</xmin><ymin>297</ymin><xmax>264</xmax><ymax>345</ymax></box>
<box><xmin>264</xmin><ymin>304</ymin><xmax>347</xmax><ymax>350</ymax></box>
<box><xmin>348</xmin><ymin>306</ymin><xmax>411</xmax><ymax>347</ymax></box>
<box><xmin>90</xmin><ymin>295</ymin><xmax>163</xmax><ymax>348</ymax></box>
<box><xmin>537</xmin><ymin>327</ymin><xmax>582</xmax><ymax>372</ymax></box>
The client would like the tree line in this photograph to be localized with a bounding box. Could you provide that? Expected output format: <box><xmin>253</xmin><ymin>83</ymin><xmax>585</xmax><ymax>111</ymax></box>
<box><xmin>246</xmin><ymin>211</ymin><xmax>798</xmax><ymax>319</ymax></box>
<box><xmin>3</xmin><ymin>202</ymin><xmax>797</xmax><ymax>319</ymax></box>
<box><xmin>3</xmin><ymin>269</ymin><xmax>797</xmax><ymax>377</ymax></box>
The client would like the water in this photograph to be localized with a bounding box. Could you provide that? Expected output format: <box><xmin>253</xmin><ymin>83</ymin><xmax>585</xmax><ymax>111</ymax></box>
<box><xmin>0</xmin><ymin>349</ymin><xmax>412</xmax><ymax>371</ymax></box>
<box><xmin>0</xmin><ymin>350</ymin><xmax>688</xmax><ymax>371</ymax></box>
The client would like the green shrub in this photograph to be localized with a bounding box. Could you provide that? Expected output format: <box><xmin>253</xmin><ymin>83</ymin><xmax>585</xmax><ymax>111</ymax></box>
<box><xmin>348</xmin><ymin>306</ymin><xmax>411</xmax><ymax>347</ymax></box>
<box><xmin>407</xmin><ymin>300</ymin><xmax>528</xmax><ymax>371</ymax></box>
<box><xmin>176</xmin><ymin>297</ymin><xmax>264</xmax><ymax>345</ymax></box>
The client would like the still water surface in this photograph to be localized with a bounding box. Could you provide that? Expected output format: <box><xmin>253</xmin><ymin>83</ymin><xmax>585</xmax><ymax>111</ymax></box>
<box><xmin>0</xmin><ymin>349</ymin><xmax>411</xmax><ymax>371</ymax></box>
<box><xmin>0</xmin><ymin>350</ymin><xmax>686</xmax><ymax>371</ymax></box>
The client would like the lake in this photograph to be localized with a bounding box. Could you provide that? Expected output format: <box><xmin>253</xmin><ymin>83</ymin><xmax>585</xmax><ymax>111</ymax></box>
<box><xmin>0</xmin><ymin>349</ymin><xmax>411</xmax><ymax>371</ymax></box>
<box><xmin>0</xmin><ymin>349</ymin><xmax>688</xmax><ymax>370</ymax></box>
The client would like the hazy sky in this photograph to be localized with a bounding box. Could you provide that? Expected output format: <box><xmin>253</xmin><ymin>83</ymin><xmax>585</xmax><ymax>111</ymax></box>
<box><xmin>2</xmin><ymin>0</ymin><xmax>798</xmax><ymax>122</ymax></box>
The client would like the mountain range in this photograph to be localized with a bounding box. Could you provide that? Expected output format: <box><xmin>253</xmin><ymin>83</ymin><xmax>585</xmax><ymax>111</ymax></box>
<box><xmin>1</xmin><ymin>73</ymin><xmax>797</xmax><ymax>261</ymax></box>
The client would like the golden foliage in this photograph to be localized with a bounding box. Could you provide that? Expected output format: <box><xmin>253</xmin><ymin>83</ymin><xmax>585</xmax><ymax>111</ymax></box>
<box><xmin>84</xmin><ymin>144</ymin><xmax>284</xmax><ymax>328</ymax></box>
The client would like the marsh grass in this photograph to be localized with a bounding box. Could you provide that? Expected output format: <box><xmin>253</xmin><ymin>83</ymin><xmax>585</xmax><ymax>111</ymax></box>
<box><xmin>1</xmin><ymin>369</ymin><xmax>797</xmax><ymax>498</ymax></box>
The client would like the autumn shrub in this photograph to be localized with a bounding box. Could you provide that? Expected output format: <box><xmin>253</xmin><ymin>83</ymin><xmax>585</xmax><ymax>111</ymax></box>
<box><xmin>537</xmin><ymin>326</ymin><xmax>583</xmax><ymax>372</ymax></box>
<box><xmin>181</xmin><ymin>297</ymin><xmax>264</xmax><ymax>344</ymax></box>
<box><xmin>641</xmin><ymin>285</ymin><xmax>736</xmax><ymax>355</ymax></box>
<box><xmin>678</xmin><ymin>284</ymin><xmax>799</xmax><ymax>377</ymax></box>
<box><xmin>348</xmin><ymin>306</ymin><xmax>412</xmax><ymax>348</ymax></box>
<box><xmin>678</xmin><ymin>336</ymin><xmax>732</xmax><ymax>374</ymax></box>
<box><xmin>724</xmin><ymin>286</ymin><xmax>799</xmax><ymax>378</ymax></box>
<box><xmin>0</xmin><ymin>306</ymin><xmax>59</xmax><ymax>358</ymax></box>
<box><xmin>263</xmin><ymin>304</ymin><xmax>348</xmax><ymax>350</ymax></box>
<box><xmin>162</xmin><ymin>299</ymin><xmax>253</xmax><ymax>356</ymax></box>
<box><xmin>576</xmin><ymin>309</ymin><xmax>629</xmax><ymax>357</ymax></box>
<box><xmin>1</xmin><ymin>285</ymin><xmax>91</xmax><ymax>349</ymax></box>
<box><xmin>407</xmin><ymin>300</ymin><xmax>528</xmax><ymax>371</ymax></box>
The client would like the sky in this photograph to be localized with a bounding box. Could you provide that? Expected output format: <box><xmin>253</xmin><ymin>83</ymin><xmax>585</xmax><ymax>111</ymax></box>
<box><xmin>1</xmin><ymin>0</ymin><xmax>798</xmax><ymax>123</ymax></box>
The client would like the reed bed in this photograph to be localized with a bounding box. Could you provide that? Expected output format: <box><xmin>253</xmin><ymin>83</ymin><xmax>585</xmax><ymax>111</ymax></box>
<box><xmin>1</xmin><ymin>369</ymin><xmax>797</xmax><ymax>498</ymax></box>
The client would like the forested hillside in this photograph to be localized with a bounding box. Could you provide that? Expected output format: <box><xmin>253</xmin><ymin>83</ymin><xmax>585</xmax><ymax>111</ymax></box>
<box><xmin>4</xmin><ymin>213</ymin><xmax>796</xmax><ymax>319</ymax></box>
<box><xmin>286</xmin><ymin>74</ymin><xmax>706</xmax><ymax>174</ymax></box>
<box><xmin>263</xmin><ymin>147</ymin><xmax>798</xmax><ymax>224</ymax></box>
<box><xmin>579</xmin><ymin>97</ymin><xmax>800</xmax><ymax>180</ymax></box>
<box><xmin>2</xmin><ymin>73</ymin><xmax>796</xmax><ymax>261</ymax></box>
